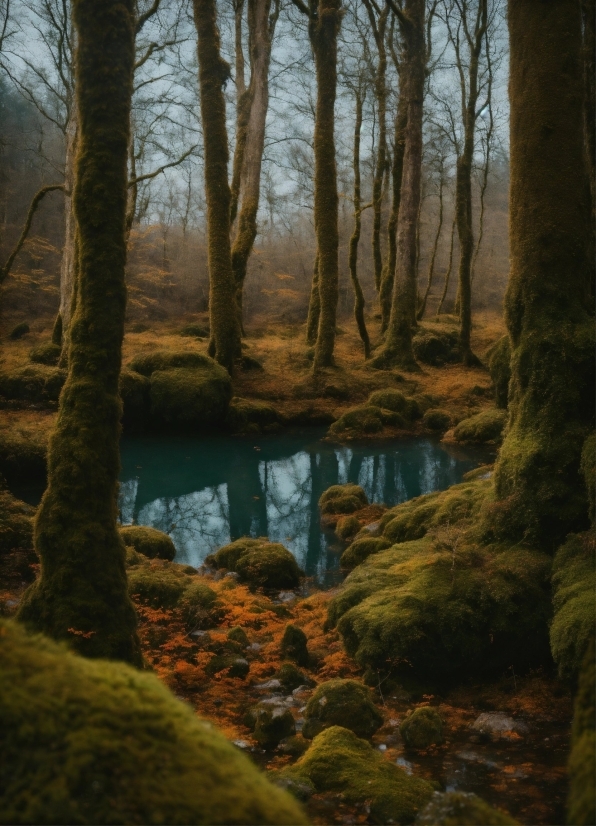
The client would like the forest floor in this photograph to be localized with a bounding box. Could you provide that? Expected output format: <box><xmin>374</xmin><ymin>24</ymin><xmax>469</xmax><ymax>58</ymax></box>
<box><xmin>0</xmin><ymin>310</ymin><xmax>573</xmax><ymax>825</ymax></box>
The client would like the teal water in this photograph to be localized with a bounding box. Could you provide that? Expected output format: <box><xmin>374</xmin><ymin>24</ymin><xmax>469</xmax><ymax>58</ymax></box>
<box><xmin>119</xmin><ymin>429</ymin><xmax>492</xmax><ymax>587</ymax></box>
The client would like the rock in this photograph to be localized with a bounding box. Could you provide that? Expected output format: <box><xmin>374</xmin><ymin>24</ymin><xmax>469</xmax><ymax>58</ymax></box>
<box><xmin>129</xmin><ymin>350</ymin><xmax>216</xmax><ymax>376</ymax></box>
<box><xmin>278</xmin><ymin>735</ymin><xmax>309</xmax><ymax>757</ymax></box>
<box><xmin>340</xmin><ymin>537</ymin><xmax>391</xmax><ymax>569</ymax></box>
<box><xmin>276</xmin><ymin>662</ymin><xmax>313</xmax><ymax>693</ymax></box>
<box><xmin>319</xmin><ymin>484</ymin><xmax>368</xmax><ymax>518</ymax></box>
<box><xmin>280</xmin><ymin>624</ymin><xmax>310</xmax><ymax>667</ymax></box>
<box><xmin>302</xmin><ymin>679</ymin><xmax>383</xmax><ymax>740</ymax></box>
<box><xmin>471</xmin><ymin>713</ymin><xmax>529</xmax><ymax>739</ymax></box>
<box><xmin>256</xmin><ymin>679</ymin><xmax>282</xmax><ymax>691</ymax></box>
<box><xmin>416</xmin><ymin>791</ymin><xmax>518</xmax><ymax>825</ymax></box>
<box><xmin>0</xmin><ymin>365</ymin><xmax>66</xmax><ymax>405</ymax></box>
<box><xmin>149</xmin><ymin>366</ymin><xmax>232</xmax><ymax>430</ymax></box>
<box><xmin>0</xmin><ymin>620</ymin><xmax>307</xmax><ymax>824</ymax></box>
<box><xmin>422</xmin><ymin>408</ymin><xmax>452</xmax><ymax>432</ymax></box>
<box><xmin>327</xmin><ymin>405</ymin><xmax>402</xmax><ymax>439</ymax></box>
<box><xmin>272</xmin><ymin>775</ymin><xmax>316</xmax><ymax>802</ymax></box>
<box><xmin>206</xmin><ymin>655</ymin><xmax>250</xmax><ymax>679</ymax></box>
<box><xmin>400</xmin><ymin>707</ymin><xmax>444</xmax><ymax>750</ymax></box>
<box><xmin>119</xmin><ymin>525</ymin><xmax>176</xmax><ymax>561</ymax></box>
<box><xmin>278</xmin><ymin>726</ymin><xmax>433</xmax><ymax>824</ymax></box>
<box><xmin>8</xmin><ymin>322</ymin><xmax>30</xmax><ymax>340</ymax></box>
<box><xmin>412</xmin><ymin>325</ymin><xmax>461</xmax><ymax>366</ymax></box>
<box><xmin>227</xmin><ymin>626</ymin><xmax>250</xmax><ymax>648</ymax></box>
<box><xmin>29</xmin><ymin>342</ymin><xmax>61</xmax><ymax>366</ymax></box>
<box><xmin>368</xmin><ymin>389</ymin><xmax>422</xmax><ymax>420</ymax></box>
<box><xmin>206</xmin><ymin>538</ymin><xmax>302</xmax><ymax>591</ymax></box>
<box><xmin>226</xmin><ymin>397</ymin><xmax>281</xmax><ymax>434</ymax></box>
<box><xmin>253</xmin><ymin>707</ymin><xmax>296</xmax><ymax>750</ymax></box>
<box><xmin>336</xmin><ymin>514</ymin><xmax>361</xmax><ymax>541</ymax></box>
<box><xmin>453</xmin><ymin>409</ymin><xmax>507</xmax><ymax>444</ymax></box>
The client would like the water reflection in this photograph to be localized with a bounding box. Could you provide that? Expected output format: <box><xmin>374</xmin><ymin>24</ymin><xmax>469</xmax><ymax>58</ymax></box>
<box><xmin>119</xmin><ymin>429</ymin><xmax>491</xmax><ymax>586</ymax></box>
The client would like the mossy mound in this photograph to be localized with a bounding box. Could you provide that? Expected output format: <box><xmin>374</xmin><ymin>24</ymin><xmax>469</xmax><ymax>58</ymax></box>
<box><xmin>568</xmin><ymin>640</ymin><xmax>596</xmax><ymax>826</ymax></box>
<box><xmin>180</xmin><ymin>323</ymin><xmax>209</xmax><ymax>338</ymax></box>
<box><xmin>340</xmin><ymin>536</ymin><xmax>391</xmax><ymax>569</ymax></box>
<box><xmin>0</xmin><ymin>428</ymin><xmax>47</xmax><ymax>484</ymax></box>
<box><xmin>0</xmin><ymin>620</ymin><xmax>305</xmax><ymax>824</ymax></box>
<box><xmin>488</xmin><ymin>335</ymin><xmax>511</xmax><ymax>410</ymax></box>
<box><xmin>119</xmin><ymin>525</ymin><xmax>176</xmax><ymax>561</ymax></box>
<box><xmin>150</xmin><ymin>366</ymin><xmax>232</xmax><ymax>429</ymax></box>
<box><xmin>119</xmin><ymin>369</ymin><xmax>150</xmax><ymax>433</ymax></box>
<box><xmin>550</xmin><ymin>531</ymin><xmax>595</xmax><ymax>679</ymax></box>
<box><xmin>279</xmin><ymin>726</ymin><xmax>433</xmax><ymax>824</ymax></box>
<box><xmin>280</xmin><ymin>623</ymin><xmax>310</xmax><ymax>667</ymax></box>
<box><xmin>328</xmin><ymin>405</ymin><xmax>388</xmax><ymax>437</ymax></box>
<box><xmin>581</xmin><ymin>432</ymin><xmax>595</xmax><ymax>523</ymax></box>
<box><xmin>0</xmin><ymin>486</ymin><xmax>34</xmax><ymax>557</ymax></box>
<box><xmin>226</xmin><ymin>397</ymin><xmax>282</xmax><ymax>434</ymax></box>
<box><xmin>336</xmin><ymin>514</ymin><xmax>361</xmax><ymax>541</ymax></box>
<box><xmin>368</xmin><ymin>389</ymin><xmax>422</xmax><ymax>420</ymax></box>
<box><xmin>453</xmin><ymin>409</ymin><xmax>507</xmax><ymax>444</ymax></box>
<box><xmin>319</xmin><ymin>484</ymin><xmax>368</xmax><ymax>517</ymax></box>
<box><xmin>416</xmin><ymin>791</ymin><xmax>518</xmax><ymax>825</ymax></box>
<box><xmin>253</xmin><ymin>707</ymin><xmax>296</xmax><ymax>750</ymax></box>
<box><xmin>0</xmin><ymin>365</ymin><xmax>66</xmax><ymax>404</ymax></box>
<box><xmin>127</xmin><ymin>561</ymin><xmax>225</xmax><ymax>629</ymax></box>
<box><xmin>400</xmin><ymin>707</ymin><xmax>444</xmax><ymax>749</ymax></box>
<box><xmin>29</xmin><ymin>341</ymin><xmax>61</xmax><ymax>366</ymax></box>
<box><xmin>205</xmin><ymin>654</ymin><xmax>250</xmax><ymax>679</ymax></box>
<box><xmin>423</xmin><ymin>408</ymin><xmax>452</xmax><ymax>431</ymax></box>
<box><xmin>413</xmin><ymin>326</ymin><xmax>460</xmax><ymax>366</ymax></box>
<box><xmin>378</xmin><ymin>479</ymin><xmax>490</xmax><ymax>545</ymax></box>
<box><xmin>206</xmin><ymin>538</ymin><xmax>302</xmax><ymax>591</ymax></box>
<box><xmin>276</xmin><ymin>662</ymin><xmax>312</xmax><ymax>692</ymax></box>
<box><xmin>302</xmin><ymin>678</ymin><xmax>383</xmax><ymax>739</ymax></box>
<box><xmin>8</xmin><ymin>322</ymin><xmax>30</xmax><ymax>340</ymax></box>
<box><xmin>129</xmin><ymin>350</ymin><xmax>216</xmax><ymax>376</ymax></box>
<box><xmin>328</xmin><ymin>392</ymin><xmax>422</xmax><ymax>440</ymax></box>
<box><xmin>227</xmin><ymin>625</ymin><xmax>250</xmax><ymax>647</ymax></box>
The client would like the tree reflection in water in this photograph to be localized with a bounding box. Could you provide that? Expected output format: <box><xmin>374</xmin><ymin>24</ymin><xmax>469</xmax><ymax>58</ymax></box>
<box><xmin>118</xmin><ymin>430</ymin><xmax>492</xmax><ymax>587</ymax></box>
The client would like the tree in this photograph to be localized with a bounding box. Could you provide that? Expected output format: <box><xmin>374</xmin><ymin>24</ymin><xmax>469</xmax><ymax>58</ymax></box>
<box><xmin>488</xmin><ymin>0</ymin><xmax>594</xmax><ymax>549</ymax></box>
<box><xmin>17</xmin><ymin>0</ymin><xmax>142</xmax><ymax>666</ymax></box>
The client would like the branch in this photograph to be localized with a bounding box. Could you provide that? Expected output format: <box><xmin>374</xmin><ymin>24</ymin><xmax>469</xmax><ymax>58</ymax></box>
<box><xmin>135</xmin><ymin>0</ymin><xmax>162</xmax><ymax>35</ymax></box>
<box><xmin>127</xmin><ymin>145</ymin><xmax>198</xmax><ymax>187</ymax></box>
<box><xmin>0</xmin><ymin>184</ymin><xmax>64</xmax><ymax>286</ymax></box>
<box><xmin>290</xmin><ymin>0</ymin><xmax>310</xmax><ymax>16</ymax></box>
<box><xmin>385</xmin><ymin>0</ymin><xmax>410</xmax><ymax>30</ymax></box>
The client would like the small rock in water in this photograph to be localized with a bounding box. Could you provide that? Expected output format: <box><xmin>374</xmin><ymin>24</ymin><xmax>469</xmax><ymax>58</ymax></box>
<box><xmin>471</xmin><ymin>712</ymin><xmax>529</xmax><ymax>739</ymax></box>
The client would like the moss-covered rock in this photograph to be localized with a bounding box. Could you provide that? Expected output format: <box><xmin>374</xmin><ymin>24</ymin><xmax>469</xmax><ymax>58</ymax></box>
<box><xmin>119</xmin><ymin>525</ymin><xmax>176</xmax><ymax>561</ymax></box>
<box><xmin>423</xmin><ymin>408</ymin><xmax>452</xmax><ymax>431</ymax></box>
<box><xmin>0</xmin><ymin>365</ymin><xmax>66</xmax><ymax>404</ymax></box>
<box><xmin>413</xmin><ymin>326</ymin><xmax>460</xmax><ymax>366</ymax></box>
<box><xmin>205</xmin><ymin>654</ymin><xmax>250</xmax><ymax>679</ymax></box>
<box><xmin>129</xmin><ymin>350</ymin><xmax>216</xmax><ymax>376</ymax></box>
<box><xmin>328</xmin><ymin>395</ymin><xmax>421</xmax><ymax>440</ymax></box>
<box><xmin>227</xmin><ymin>625</ymin><xmax>250</xmax><ymax>647</ymax></box>
<box><xmin>253</xmin><ymin>707</ymin><xmax>296</xmax><ymax>750</ymax></box>
<box><xmin>319</xmin><ymin>484</ymin><xmax>368</xmax><ymax>517</ymax></box>
<box><xmin>568</xmin><ymin>640</ymin><xmax>596</xmax><ymax>826</ymax></box>
<box><xmin>226</xmin><ymin>397</ymin><xmax>282</xmax><ymax>434</ymax></box>
<box><xmin>150</xmin><ymin>366</ymin><xmax>232</xmax><ymax>430</ymax></box>
<box><xmin>336</xmin><ymin>514</ymin><xmax>361</xmax><ymax>541</ymax></box>
<box><xmin>453</xmin><ymin>409</ymin><xmax>507</xmax><ymax>444</ymax></box>
<box><xmin>400</xmin><ymin>707</ymin><xmax>444</xmax><ymax>749</ymax></box>
<box><xmin>368</xmin><ymin>389</ymin><xmax>422</xmax><ymax>420</ymax></box>
<box><xmin>328</xmin><ymin>405</ymin><xmax>386</xmax><ymax>437</ymax></box>
<box><xmin>206</xmin><ymin>538</ymin><xmax>302</xmax><ymax>591</ymax></box>
<box><xmin>416</xmin><ymin>791</ymin><xmax>518</xmax><ymax>825</ymax></box>
<box><xmin>550</xmin><ymin>531</ymin><xmax>595</xmax><ymax>679</ymax></box>
<box><xmin>488</xmin><ymin>335</ymin><xmax>511</xmax><ymax>410</ymax></box>
<box><xmin>0</xmin><ymin>620</ymin><xmax>305</xmax><ymax>824</ymax></box>
<box><xmin>0</xmin><ymin>486</ymin><xmax>34</xmax><ymax>556</ymax></box>
<box><xmin>279</xmin><ymin>726</ymin><xmax>433</xmax><ymax>823</ymax></box>
<box><xmin>340</xmin><ymin>536</ymin><xmax>391</xmax><ymax>569</ymax></box>
<box><xmin>119</xmin><ymin>369</ymin><xmax>150</xmax><ymax>433</ymax></box>
<box><xmin>29</xmin><ymin>341</ymin><xmax>61</xmax><ymax>366</ymax></box>
<box><xmin>8</xmin><ymin>321</ymin><xmax>30</xmax><ymax>340</ymax></box>
<box><xmin>276</xmin><ymin>662</ymin><xmax>312</xmax><ymax>692</ymax></box>
<box><xmin>180</xmin><ymin>323</ymin><xmax>209</xmax><ymax>338</ymax></box>
<box><xmin>280</xmin><ymin>623</ymin><xmax>310</xmax><ymax>667</ymax></box>
<box><xmin>302</xmin><ymin>678</ymin><xmax>383</xmax><ymax>739</ymax></box>
<box><xmin>0</xmin><ymin>428</ymin><xmax>47</xmax><ymax>484</ymax></box>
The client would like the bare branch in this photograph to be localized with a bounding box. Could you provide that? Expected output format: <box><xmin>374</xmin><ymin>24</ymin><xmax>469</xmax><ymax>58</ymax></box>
<box><xmin>127</xmin><ymin>144</ymin><xmax>198</xmax><ymax>186</ymax></box>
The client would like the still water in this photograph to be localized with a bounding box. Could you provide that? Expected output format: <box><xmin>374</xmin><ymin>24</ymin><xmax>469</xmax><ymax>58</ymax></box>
<box><xmin>119</xmin><ymin>429</ymin><xmax>492</xmax><ymax>587</ymax></box>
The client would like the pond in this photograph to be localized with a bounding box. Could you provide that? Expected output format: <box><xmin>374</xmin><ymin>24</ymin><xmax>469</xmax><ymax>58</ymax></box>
<box><xmin>119</xmin><ymin>429</ymin><xmax>493</xmax><ymax>586</ymax></box>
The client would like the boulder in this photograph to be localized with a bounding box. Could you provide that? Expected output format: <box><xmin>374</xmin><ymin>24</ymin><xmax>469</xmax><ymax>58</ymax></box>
<box><xmin>453</xmin><ymin>409</ymin><xmax>507</xmax><ymax>444</ymax></box>
<box><xmin>423</xmin><ymin>408</ymin><xmax>452</xmax><ymax>432</ymax></box>
<box><xmin>335</xmin><ymin>514</ymin><xmax>361</xmax><ymax>541</ymax></box>
<box><xmin>129</xmin><ymin>350</ymin><xmax>216</xmax><ymax>376</ymax></box>
<box><xmin>179</xmin><ymin>323</ymin><xmax>209</xmax><ymax>339</ymax></box>
<box><xmin>206</xmin><ymin>538</ymin><xmax>302</xmax><ymax>591</ymax></box>
<box><xmin>302</xmin><ymin>678</ymin><xmax>383</xmax><ymax>739</ymax></box>
<box><xmin>471</xmin><ymin>712</ymin><xmax>528</xmax><ymax>740</ymax></box>
<box><xmin>276</xmin><ymin>662</ymin><xmax>312</xmax><ymax>692</ymax></box>
<box><xmin>400</xmin><ymin>707</ymin><xmax>445</xmax><ymax>749</ymax></box>
<box><xmin>319</xmin><ymin>484</ymin><xmax>368</xmax><ymax>518</ymax></box>
<box><xmin>119</xmin><ymin>369</ymin><xmax>151</xmax><ymax>433</ymax></box>
<box><xmin>150</xmin><ymin>366</ymin><xmax>231</xmax><ymax>429</ymax></box>
<box><xmin>340</xmin><ymin>536</ymin><xmax>391</xmax><ymax>569</ymax></box>
<box><xmin>253</xmin><ymin>707</ymin><xmax>296</xmax><ymax>750</ymax></box>
<box><xmin>280</xmin><ymin>624</ymin><xmax>310</xmax><ymax>668</ymax></box>
<box><xmin>416</xmin><ymin>791</ymin><xmax>518</xmax><ymax>825</ymax></box>
<box><xmin>412</xmin><ymin>326</ymin><xmax>460</xmax><ymax>366</ymax></box>
<box><xmin>227</xmin><ymin>626</ymin><xmax>250</xmax><ymax>648</ymax></box>
<box><xmin>0</xmin><ymin>365</ymin><xmax>66</xmax><ymax>404</ymax></box>
<box><xmin>226</xmin><ymin>397</ymin><xmax>282</xmax><ymax>434</ymax></box>
<box><xmin>119</xmin><ymin>525</ymin><xmax>176</xmax><ymax>561</ymax></box>
<box><xmin>0</xmin><ymin>428</ymin><xmax>47</xmax><ymax>484</ymax></box>
<box><xmin>206</xmin><ymin>655</ymin><xmax>250</xmax><ymax>679</ymax></box>
<box><xmin>368</xmin><ymin>389</ymin><xmax>422</xmax><ymax>420</ymax></box>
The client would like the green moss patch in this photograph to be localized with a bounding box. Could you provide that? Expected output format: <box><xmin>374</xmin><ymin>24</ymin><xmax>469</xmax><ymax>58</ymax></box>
<box><xmin>417</xmin><ymin>791</ymin><xmax>518</xmax><ymax>825</ymax></box>
<box><xmin>453</xmin><ymin>409</ymin><xmax>507</xmax><ymax>444</ymax></box>
<box><xmin>0</xmin><ymin>620</ymin><xmax>306</xmax><ymax>824</ymax></box>
<box><xmin>0</xmin><ymin>428</ymin><xmax>47</xmax><ymax>484</ymax></box>
<box><xmin>319</xmin><ymin>484</ymin><xmax>368</xmax><ymax>517</ymax></box>
<box><xmin>423</xmin><ymin>408</ymin><xmax>452</xmax><ymax>432</ymax></box>
<box><xmin>328</xmin><ymin>390</ymin><xmax>423</xmax><ymax>440</ymax></box>
<box><xmin>302</xmin><ymin>678</ymin><xmax>383</xmax><ymax>739</ymax></box>
<box><xmin>206</xmin><ymin>537</ymin><xmax>302</xmax><ymax>591</ymax></box>
<box><xmin>0</xmin><ymin>486</ymin><xmax>34</xmax><ymax>557</ymax></box>
<box><xmin>129</xmin><ymin>350</ymin><xmax>216</xmax><ymax>376</ymax></box>
<box><xmin>8</xmin><ymin>322</ymin><xmax>30</xmax><ymax>340</ymax></box>
<box><xmin>150</xmin><ymin>366</ymin><xmax>232</xmax><ymax>430</ymax></box>
<box><xmin>488</xmin><ymin>335</ymin><xmax>511</xmax><ymax>409</ymax></box>
<box><xmin>400</xmin><ymin>706</ymin><xmax>444</xmax><ymax>749</ymax></box>
<box><xmin>279</xmin><ymin>726</ymin><xmax>433</xmax><ymax>823</ymax></box>
<box><xmin>29</xmin><ymin>341</ymin><xmax>61</xmax><ymax>366</ymax></box>
<box><xmin>340</xmin><ymin>536</ymin><xmax>391</xmax><ymax>569</ymax></box>
<box><xmin>119</xmin><ymin>369</ymin><xmax>150</xmax><ymax>433</ymax></box>
<box><xmin>179</xmin><ymin>323</ymin><xmax>209</xmax><ymax>338</ymax></box>
<box><xmin>119</xmin><ymin>525</ymin><xmax>176</xmax><ymax>561</ymax></box>
<box><xmin>568</xmin><ymin>641</ymin><xmax>595</xmax><ymax>826</ymax></box>
<box><xmin>226</xmin><ymin>397</ymin><xmax>282</xmax><ymax>434</ymax></box>
<box><xmin>413</xmin><ymin>326</ymin><xmax>460</xmax><ymax>366</ymax></box>
<box><xmin>0</xmin><ymin>365</ymin><xmax>66</xmax><ymax>404</ymax></box>
<box><xmin>280</xmin><ymin>623</ymin><xmax>310</xmax><ymax>667</ymax></box>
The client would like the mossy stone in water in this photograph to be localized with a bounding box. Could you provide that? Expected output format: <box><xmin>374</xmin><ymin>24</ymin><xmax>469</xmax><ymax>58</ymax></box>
<box><xmin>0</xmin><ymin>365</ymin><xmax>66</xmax><ymax>404</ymax></box>
<box><xmin>302</xmin><ymin>678</ymin><xmax>383</xmax><ymax>739</ymax></box>
<box><xmin>422</xmin><ymin>408</ymin><xmax>451</xmax><ymax>431</ymax></box>
<box><xmin>280</xmin><ymin>624</ymin><xmax>309</xmax><ymax>667</ymax></box>
<box><xmin>400</xmin><ymin>707</ymin><xmax>444</xmax><ymax>749</ymax></box>
<box><xmin>29</xmin><ymin>341</ymin><xmax>61</xmax><ymax>366</ymax></box>
<box><xmin>226</xmin><ymin>397</ymin><xmax>281</xmax><ymax>434</ymax></box>
<box><xmin>367</xmin><ymin>389</ymin><xmax>421</xmax><ymax>420</ymax></box>
<box><xmin>328</xmin><ymin>405</ymin><xmax>386</xmax><ymax>438</ymax></box>
<box><xmin>453</xmin><ymin>409</ymin><xmax>507</xmax><ymax>444</ymax></box>
<box><xmin>0</xmin><ymin>620</ymin><xmax>305</xmax><ymax>824</ymax></box>
<box><xmin>568</xmin><ymin>640</ymin><xmax>596</xmax><ymax>826</ymax></box>
<box><xmin>488</xmin><ymin>335</ymin><xmax>511</xmax><ymax>410</ymax></box>
<box><xmin>254</xmin><ymin>707</ymin><xmax>296</xmax><ymax>750</ymax></box>
<box><xmin>119</xmin><ymin>525</ymin><xmax>176</xmax><ymax>561</ymax></box>
<box><xmin>340</xmin><ymin>536</ymin><xmax>391</xmax><ymax>569</ymax></box>
<box><xmin>119</xmin><ymin>369</ymin><xmax>150</xmax><ymax>433</ymax></box>
<box><xmin>207</xmin><ymin>538</ymin><xmax>302</xmax><ymax>591</ymax></box>
<box><xmin>150</xmin><ymin>366</ymin><xmax>231</xmax><ymax>429</ymax></box>
<box><xmin>416</xmin><ymin>791</ymin><xmax>518</xmax><ymax>825</ymax></box>
<box><xmin>279</xmin><ymin>726</ymin><xmax>433</xmax><ymax>824</ymax></box>
<box><xmin>319</xmin><ymin>483</ymin><xmax>368</xmax><ymax>516</ymax></box>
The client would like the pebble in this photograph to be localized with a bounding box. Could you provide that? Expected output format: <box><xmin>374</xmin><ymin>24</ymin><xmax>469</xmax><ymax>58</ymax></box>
<box><xmin>471</xmin><ymin>712</ymin><xmax>529</xmax><ymax>738</ymax></box>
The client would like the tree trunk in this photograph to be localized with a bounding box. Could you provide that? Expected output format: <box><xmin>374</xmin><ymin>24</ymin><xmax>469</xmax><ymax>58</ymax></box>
<box><xmin>306</xmin><ymin>252</ymin><xmax>320</xmax><ymax>346</ymax></box>
<box><xmin>193</xmin><ymin>0</ymin><xmax>242</xmax><ymax>374</ymax></box>
<box><xmin>373</xmin><ymin>0</ymin><xmax>425</xmax><ymax>371</ymax></box>
<box><xmin>348</xmin><ymin>89</ymin><xmax>370</xmax><ymax>359</ymax></box>
<box><xmin>17</xmin><ymin>0</ymin><xmax>141</xmax><ymax>666</ymax></box>
<box><xmin>437</xmin><ymin>211</ymin><xmax>456</xmax><ymax>314</ymax></box>
<box><xmin>417</xmin><ymin>172</ymin><xmax>444</xmax><ymax>320</ymax></box>
<box><xmin>58</xmin><ymin>110</ymin><xmax>78</xmax><ymax>361</ymax></box>
<box><xmin>310</xmin><ymin>0</ymin><xmax>342</xmax><ymax>372</ymax></box>
<box><xmin>489</xmin><ymin>0</ymin><xmax>594</xmax><ymax>549</ymax></box>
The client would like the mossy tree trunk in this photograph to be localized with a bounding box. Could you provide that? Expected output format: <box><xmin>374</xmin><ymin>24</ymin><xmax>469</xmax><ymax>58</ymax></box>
<box><xmin>348</xmin><ymin>87</ymin><xmax>371</xmax><ymax>358</ymax></box>
<box><xmin>193</xmin><ymin>0</ymin><xmax>242</xmax><ymax>374</ymax></box>
<box><xmin>489</xmin><ymin>0</ymin><xmax>595</xmax><ymax>549</ymax></box>
<box><xmin>417</xmin><ymin>163</ymin><xmax>444</xmax><ymax>320</ymax></box>
<box><xmin>306</xmin><ymin>252</ymin><xmax>320</xmax><ymax>345</ymax></box>
<box><xmin>17</xmin><ymin>0</ymin><xmax>141</xmax><ymax>666</ymax></box>
<box><xmin>58</xmin><ymin>109</ymin><xmax>78</xmax><ymax>362</ymax></box>
<box><xmin>373</xmin><ymin>0</ymin><xmax>425</xmax><ymax>370</ymax></box>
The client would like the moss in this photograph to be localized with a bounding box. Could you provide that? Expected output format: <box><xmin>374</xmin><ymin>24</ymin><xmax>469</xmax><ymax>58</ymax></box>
<box><xmin>488</xmin><ymin>335</ymin><xmax>511</xmax><ymax>409</ymax></box>
<box><xmin>8</xmin><ymin>321</ymin><xmax>30</xmax><ymax>339</ymax></box>
<box><xmin>400</xmin><ymin>706</ymin><xmax>444</xmax><ymax>749</ymax></box>
<box><xmin>119</xmin><ymin>369</ymin><xmax>150</xmax><ymax>433</ymax></box>
<box><xmin>51</xmin><ymin>312</ymin><xmax>63</xmax><ymax>346</ymax></box>
<box><xmin>423</xmin><ymin>408</ymin><xmax>451</xmax><ymax>431</ymax></box>
<box><xmin>29</xmin><ymin>341</ymin><xmax>61</xmax><ymax>366</ymax></box>
<box><xmin>129</xmin><ymin>349</ymin><xmax>216</xmax><ymax>376</ymax></box>
<box><xmin>329</xmin><ymin>404</ymin><xmax>385</xmax><ymax>437</ymax></box>
<box><xmin>0</xmin><ymin>429</ymin><xmax>47</xmax><ymax>484</ymax></box>
<box><xmin>227</xmin><ymin>625</ymin><xmax>250</xmax><ymax>647</ymax></box>
<box><xmin>340</xmin><ymin>536</ymin><xmax>391</xmax><ymax>569</ymax></box>
<box><xmin>278</xmin><ymin>734</ymin><xmax>310</xmax><ymax>758</ymax></box>
<box><xmin>119</xmin><ymin>525</ymin><xmax>176</xmax><ymax>561</ymax></box>
<box><xmin>254</xmin><ymin>707</ymin><xmax>296</xmax><ymax>750</ymax></box>
<box><xmin>319</xmin><ymin>484</ymin><xmax>368</xmax><ymax>516</ymax></box>
<box><xmin>0</xmin><ymin>620</ymin><xmax>305</xmax><ymax>824</ymax></box>
<box><xmin>276</xmin><ymin>662</ymin><xmax>311</xmax><ymax>692</ymax></box>
<box><xmin>226</xmin><ymin>397</ymin><xmax>282</xmax><ymax>434</ymax></box>
<box><xmin>412</xmin><ymin>326</ymin><xmax>460</xmax><ymax>366</ymax></box>
<box><xmin>280</xmin><ymin>726</ymin><xmax>433</xmax><ymax>823</ymax></box>
<box><xmin>0</xmin><ymin>365</ymin><xmax>66</xmax><ymax>404</ymax></box>
<box><xmin>302</xmin><ymin>678</ymin><xmax>383</xmax><ymax>739</ymax></box>
<box><xmin>150</xmin><ymin>366</ymin><xmax>232</xmax><ymax>429</ymax></box>
<box><xmin>581</xmin><ymin>432</ymin><xmax>595</xmax><ymax>523</ymax></box>
<box><xmin>336</xmin><ymin>514</ymin><xmax>361</xmax><ymax>541</ymax></box>
<box><xmin>0</xmin><ymin>486</ymin><xmax>34</xmax><ymax>557</ymax></box>
<box><xmin>550</xmin><ymin>531</ymin><xmax>595</xmax><ymax>679</ymax></box>
<box><xmin>206</xmin><ymin>654</ymin><xmax>250</xmax><ymax>679</ymax></box>
<box><xmin>568</xmin><ymin>640</ymin><xmax>596</xmax><ymax>826</ymax></box>
<box><xmin>453</xmin><ymin>409</ymin><xmax>507</xmax><ymax>444</ymax></box>
<box><xmin>206</xmin><ymin>538</ymin><xmax>302</xmax><ymax>591</ymax></box>
<box><xmin>329</xmin><ymin>395</ymin><xmax>421</xmax><ymax>440</ymax></box>
<box><xmin>179</xmin><ymin>323</ymin><xmax>209</xmax><ymax>338</ymax></box>
<box><xmin>280</xmin><ymin>623</ymin><xmax>310</xmax><ymax>667</ymax></box>
<box><xmin>416</xmin><ymin>791</ymin><xmax>518</xmax><ymax>825</ymax></box>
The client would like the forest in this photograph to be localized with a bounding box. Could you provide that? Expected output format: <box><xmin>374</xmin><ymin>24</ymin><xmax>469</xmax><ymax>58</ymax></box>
<box><xmin>0</xmin><ymin>0</ymin><xmax>593</xmax><ymax>824</ymax></box>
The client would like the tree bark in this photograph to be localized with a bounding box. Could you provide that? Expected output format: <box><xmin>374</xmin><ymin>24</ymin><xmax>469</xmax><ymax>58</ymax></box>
<box><xmin>348</xmin><ymin>89</ymin><xmax>371</xmax><ymax>358</ymax></box>
<box><xmin>17</xmin><ymin>0</ymin><xmax>141</xmax><ymax>666</ymax></box>
<box><xmin>489</xmin><ymin>0</ymin><xmax>594</xmax><ymax>549</ymax></box>
<box><xmin>306</xmin><ymin>251</ymin><xmax>320</xmax><ymax>345</ymax></box>
<box><xmin>193</xmin><ymin>0</ymin><xmax>242</xmax><ymax>374</ymax></box>
<box><xmin>58</xmin><ymin>109</ymin><xmax>78</xmax><ymax>357</ymax></box>
<box><xmin>417</xmin><ymin>171</ymin><xmax>444</xmax><ymax>320</ymax></box>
